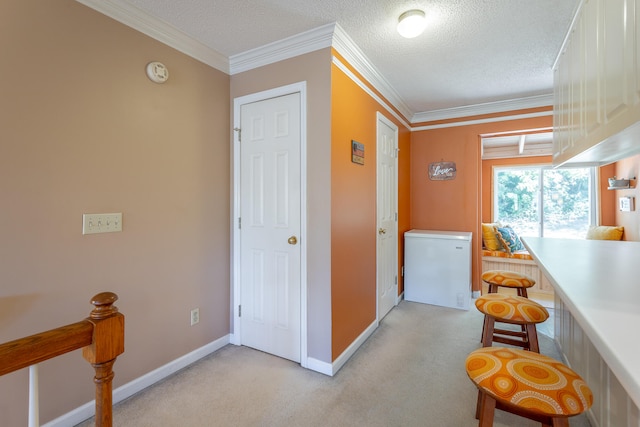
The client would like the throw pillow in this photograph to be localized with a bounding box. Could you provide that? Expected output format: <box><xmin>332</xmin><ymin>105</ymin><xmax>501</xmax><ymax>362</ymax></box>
<box><xmin>481</xmin><ymin>222</ymin><xmax>503</xmax><ymax>251</ymax></box>
<box><xmin>495</xmin><ymin>226</ymin><xmax>525</xmax><ymax>254</ymax></box>
<box><xmin>586</xmin><ymin>225</ymin><xmax>624</xmax><ymax>241</ymax></box>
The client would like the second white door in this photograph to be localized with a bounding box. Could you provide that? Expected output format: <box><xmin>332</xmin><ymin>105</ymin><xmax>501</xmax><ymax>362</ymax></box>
<box><xmin>376</xmin><ymin>113</ymin><xmax>398</xmax><ymax>320</ymax></box>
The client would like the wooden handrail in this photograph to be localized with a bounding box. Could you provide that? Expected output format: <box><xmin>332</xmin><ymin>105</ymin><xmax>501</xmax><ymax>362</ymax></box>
<box><xmin>0</xmin><ymin>292</ymin><xmax>125</xmax><ymax>427</ymax></box>
<box><xmin>0</xmin><ymin>322</ymin><xmax>94</xmax><ymax>376</ymax></box>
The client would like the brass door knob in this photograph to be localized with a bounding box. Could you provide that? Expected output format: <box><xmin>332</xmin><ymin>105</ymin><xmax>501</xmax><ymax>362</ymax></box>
<box><xmin>378</xmin><ymin>228</ymin><xmax>386</xmax><ymax>235</ymax></box>
<box><xmin>288</xmin><ymin>236</ymin><xmax>298</xmax><ymax>245</ymax></box>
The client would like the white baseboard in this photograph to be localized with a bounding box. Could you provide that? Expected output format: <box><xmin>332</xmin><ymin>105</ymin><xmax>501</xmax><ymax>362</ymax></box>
<box><xmin>305</xmin><ymin>319</ymin><xmax>379</xmax><ymax>377</ymax></box>
<box><xmin>43</xmin><ymin>335</ymin><xmax>230</xmax><ymax>427</ymax></box>
<box><xmin>472</xmin><ymin>290</ymin><xmax>481</xmax><ymax>298</ymax></box>
<box><xmin>305</xmin><ymin>357</ymin><xmax>333</xmax><ymax>376</ymax></box>
<box><xmin>46</xmin><ymin>322</ymin><xmax>379</xmax><ymax>424</ymax></box>
<box><xmin>328</xmin><ymin>319</ymin><xmax>378</xmax><ymax>376</ymax></box>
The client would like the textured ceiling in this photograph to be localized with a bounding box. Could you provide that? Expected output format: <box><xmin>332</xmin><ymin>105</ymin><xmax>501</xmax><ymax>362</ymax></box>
<box><xmin>122</xmin><ymin>0</ymin><xmax>580</xmax><ymax>117</ymax></box>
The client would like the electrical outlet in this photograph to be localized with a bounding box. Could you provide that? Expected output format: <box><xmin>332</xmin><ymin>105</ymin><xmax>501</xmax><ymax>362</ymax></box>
<box><xmin>190</xmin><ymin>308</ymin><xmax>199</xmax><ymax>326</ymax></box>
<box><xmin>82</xmin><ymin>213</ymin><xmax>122</xmax><ymax>235</ymax></box>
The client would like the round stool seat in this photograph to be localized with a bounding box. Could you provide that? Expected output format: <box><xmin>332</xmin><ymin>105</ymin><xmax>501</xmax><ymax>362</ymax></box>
<box><xmin>466</xmin><ymin>347</ymin><xmax>593</xmax><ymax>420</ymax></box>
<box><xmin>476</xmin><ymin>294</ymin><xmax>549</xmax><ymax>352</ymax></box>
<box><xmin>482</xmin><ymin>270</ymin><xmax>535</xmax><ymax>297</ymax></box>
<box><xmin>475</xmin><ymin>293</ymin><xmax>549</xmax><ymax>324</ymax></box>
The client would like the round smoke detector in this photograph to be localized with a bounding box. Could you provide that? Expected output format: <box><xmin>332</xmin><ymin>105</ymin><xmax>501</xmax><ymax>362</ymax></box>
<box><xmin>146</xmin><ymin>61</ymin><xmax>169</xmax><ymax>84</ymax></box>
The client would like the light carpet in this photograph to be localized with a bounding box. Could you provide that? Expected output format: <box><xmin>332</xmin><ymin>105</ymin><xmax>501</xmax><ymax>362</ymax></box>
<box><xmin>76</xmin><ymin>300</ymin><xmax>590</xmax><ymax>426</ymax></box>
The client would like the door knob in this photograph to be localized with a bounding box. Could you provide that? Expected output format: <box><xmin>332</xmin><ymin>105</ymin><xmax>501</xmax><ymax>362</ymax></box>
<box><xmin>288</xmin><ymin>236</ymin><xmax>298</xmax><ymax>245</ymax></box>
<box><xmin>378</xmin><ymin>228</ymin><xmax>386</xmax><ymax>235</ymax></box>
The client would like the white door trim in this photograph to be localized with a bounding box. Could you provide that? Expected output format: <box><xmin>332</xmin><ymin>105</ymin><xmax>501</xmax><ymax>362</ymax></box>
<box><xmin>376</xmin><ymin>111</ymin><xmax>399</xmax><ymax>321</ymax></box>
<box><xmin>231</xmin><ymin>82</ymin><xmax>308</xmax><ymax>368</ymax></box>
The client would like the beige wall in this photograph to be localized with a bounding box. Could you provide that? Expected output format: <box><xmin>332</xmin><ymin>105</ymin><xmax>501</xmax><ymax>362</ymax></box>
<box><xmin>230</xmin><ymin>50</ymin><xmax>334</xmax><ymax>362</ymax></box>
<box><xmin>615</xmin><ymin>154</ymin><xmax>640</xmax><ymax>241</ymax></box>
<box><xmin>0</xmin><ymin>1</ymin><xmax>231</xmax><ymax>424</ymax></box>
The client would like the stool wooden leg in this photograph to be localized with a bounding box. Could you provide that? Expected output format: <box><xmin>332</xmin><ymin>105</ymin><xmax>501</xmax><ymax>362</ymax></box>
<box><xmin>478</xmin><ymin>391</ymin><xmax>496</xmax><ymax>427</ymax></box>
<box><xmin>551</xmin><ymin>418</ymin><xmax>570</xmax><ymax>427</ymax></box>
<box><xmin>481</xmin><ymin>316</ymin><xmax>494</xmax><ymax>348</ymax></box>
<box><xmin>514</xmin><ymin>288</ymin><xmax>530</xmax><ymax>336</ymax></box>
<box><xmin>481</xmin><ymin>285</ymin><xmax>497</xmax><ymax>343</ymax></box>
<box><xmin>525</xmin><ymin>323</ymin><xmax>540</xmax><ymax>353</ymax></box>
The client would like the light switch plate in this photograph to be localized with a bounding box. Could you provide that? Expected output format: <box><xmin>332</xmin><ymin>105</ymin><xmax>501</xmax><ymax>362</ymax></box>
<box><xmin>82</xmin><ymin>213</ymin><xmax>122</xmax><ymax>235</ymax></box>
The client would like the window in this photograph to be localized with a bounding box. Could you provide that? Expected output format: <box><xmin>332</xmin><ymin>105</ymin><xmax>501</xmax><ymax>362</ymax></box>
<box><xmin>493</xmin><ymin>165</ymin><xmax>597</xmax><ymax>239</ymax></box>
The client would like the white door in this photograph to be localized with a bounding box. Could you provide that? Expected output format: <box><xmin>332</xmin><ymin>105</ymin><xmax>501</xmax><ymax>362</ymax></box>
<box><xmin>376</xmin><ymin>113</ymin><xmax>398</xmax><ymax>320</ymax></box>
<box><xmin>239</xmin><ymin>92</ymin><xmax>301</xmax><ymax>363</ymax></box>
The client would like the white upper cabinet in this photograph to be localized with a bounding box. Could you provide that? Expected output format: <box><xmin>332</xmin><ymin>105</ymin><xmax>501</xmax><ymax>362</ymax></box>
<box><xmin>553</xmin><ymin>0</ymin><xmax>640</xmax><ymax>166</ymax></box>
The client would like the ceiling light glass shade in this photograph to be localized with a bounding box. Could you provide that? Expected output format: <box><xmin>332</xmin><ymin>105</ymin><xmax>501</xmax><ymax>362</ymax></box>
<box><xmin>397</xmin><ymin>10</ymin><xmax>427</xmax><ymax>38</ymax></box>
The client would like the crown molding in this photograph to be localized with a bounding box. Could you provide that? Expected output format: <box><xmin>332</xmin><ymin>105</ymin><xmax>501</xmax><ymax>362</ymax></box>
<box><xmin>229</xmin><ymin>22</ymin><xmax>413</xmax><ymax>121</ymax></box>
<box><xmin>229</xmin><ymin>23</ymin><xmax>335</xmax><ymax>74</ymax></box>
<box><xmin>332</xmin><ymin>56</ymin><xmax>411</xmax><ymax>131</ymax></box>
<box><xmin>412</xmin><ymin>109</ymin><xmax>552</xmax><ymax>131</ymax></box>
<box><xmin>75</xmin><ymin>1</ymin><xmax>554</xmax><ymax>125</ymax></box>
<box><xmin>75</xmin><ymin>0</ymin><xmax>229</xmax><ymax>73</ymax></box>
<box><xmin>330</xmin><ymin>25</ymin><xmax>414</xmax><ymax>121</ymax></box>
<box><xmin>411</xmin><ymin>94</ymin><xmax>553</xmax><ymax>124</ymax></box>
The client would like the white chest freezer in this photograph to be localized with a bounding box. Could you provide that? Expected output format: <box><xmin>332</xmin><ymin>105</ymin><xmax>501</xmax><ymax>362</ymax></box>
<box><xmin>404</xmin><ymin>229</ymin><xmax>472</xmax><ymax>310</ymax></box>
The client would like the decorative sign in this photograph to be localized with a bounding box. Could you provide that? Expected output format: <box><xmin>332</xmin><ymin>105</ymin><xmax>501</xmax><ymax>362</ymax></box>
<box><xmin>428</xmin><ymin>161</ymin><xmax>456</xmax><ymax>180</ymax></box>
<box><xmin>351</xmin><ymin>140</ymin><xmax>364</xmax><ymax>165</ymax></box>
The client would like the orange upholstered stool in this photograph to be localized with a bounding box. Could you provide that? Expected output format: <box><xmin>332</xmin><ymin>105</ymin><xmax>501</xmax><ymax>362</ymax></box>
<box><xmin>466</xmin><ymin>347</ymin><xmax>593</xmax><ymax>426</ymax></box>
<box><xmin>475</xmin><ymin>293</ymin><xmax>549</xmax><ymax>353</ymax></box>
<box><xmin>482</xmin><ymin>270</ymin><xmax>536</xmax><ymax>297</ymax></box>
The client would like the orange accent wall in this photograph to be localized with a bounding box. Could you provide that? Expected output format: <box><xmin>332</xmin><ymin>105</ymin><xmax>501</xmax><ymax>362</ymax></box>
<box><xmin>330</xmin><ymin>63</ymin><xmax>411</xmax><ymax>360</ymax></box>
<box><xmin>599</xmin><ymin>163</ymin><xmax>617</xmax><ymax>227</ymax></box>
<box><xmin>410</xmin><ymin>113</ymin><xmax>552</xmax><ymax>293</ymax></box>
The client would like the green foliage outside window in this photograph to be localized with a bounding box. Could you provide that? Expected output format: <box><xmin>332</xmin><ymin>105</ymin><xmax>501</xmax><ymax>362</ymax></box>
<box><xmin>495</xmin><ymin>167</ymin><xmax>591</xmax><ymax>239</ymax></box>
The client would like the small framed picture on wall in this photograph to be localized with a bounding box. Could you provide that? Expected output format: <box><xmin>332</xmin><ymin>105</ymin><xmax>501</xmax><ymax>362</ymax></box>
<box><xmin>352</xmin><ymin>140</ymin><xmax>364</xmax><ymax>165</ymax></box>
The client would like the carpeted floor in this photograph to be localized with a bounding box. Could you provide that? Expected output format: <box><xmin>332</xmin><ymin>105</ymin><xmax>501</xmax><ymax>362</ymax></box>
<box><xmin>76</xmin><ymin>300</ymin><xmax>590</xmax><ymax>427</ymax></box>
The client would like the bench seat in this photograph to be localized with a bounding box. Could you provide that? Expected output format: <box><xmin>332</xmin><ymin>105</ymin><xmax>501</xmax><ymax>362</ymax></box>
<box><xmin>481</xmin><ymin>249</ymin><xmax>554</xmax><ymax>295</ymax></box>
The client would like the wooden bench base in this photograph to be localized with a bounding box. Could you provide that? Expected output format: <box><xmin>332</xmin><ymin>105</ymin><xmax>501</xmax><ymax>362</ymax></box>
<box><xmin>482</xmin><ymin>255</ymin><xmax>554</xmax><ymax>295</ymax></box>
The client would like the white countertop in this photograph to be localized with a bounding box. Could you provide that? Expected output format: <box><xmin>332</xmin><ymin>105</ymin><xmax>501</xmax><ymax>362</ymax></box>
<box><xmin>523</xmin><ymin>237</ymin><xmax>640</xmax><ymax>408</ymax></box>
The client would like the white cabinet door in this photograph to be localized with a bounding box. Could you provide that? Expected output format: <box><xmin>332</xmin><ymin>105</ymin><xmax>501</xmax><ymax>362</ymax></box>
<box><xmin>602</xmin><ymin>0</ymin><xmax>635</xmax><ymax>129</ymax></box>
<box><xmin>583</xmin><ymin>0</ymin><xmax>603</xmax><ymax>139</ymax></box>
<box><xmin>569</xmin><ymin>16</ymin><xmax>585</xmax><ymax>152</ymax></box>
<box><xmin>553</xmin><ymin>0</ymin><xmax>640</xmax><ymax>165</ymax></box>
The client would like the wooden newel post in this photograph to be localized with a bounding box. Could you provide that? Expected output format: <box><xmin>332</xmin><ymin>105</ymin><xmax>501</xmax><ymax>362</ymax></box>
<box><xmin>82</xmin><ymin>292</ymin><xmax>125</xmax><ymax>427</ymax></box>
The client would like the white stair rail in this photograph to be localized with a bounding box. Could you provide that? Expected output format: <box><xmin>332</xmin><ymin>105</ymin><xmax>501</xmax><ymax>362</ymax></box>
<box><xmin>29</xmin><ymin>364</ymin><xmax>40</xmax><ymax>427</ymax></box>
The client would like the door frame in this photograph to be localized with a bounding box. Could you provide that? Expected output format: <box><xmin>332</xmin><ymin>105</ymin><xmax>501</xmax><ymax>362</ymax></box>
<box><xmin>376</xmin><ymin>112</ymin><xmax>399</xmax><ymax>321</ymax></box>
<box><xmin>231</xmin><ymin>82</ymin><xmax>308</xmax><ymax>368</ymax></box>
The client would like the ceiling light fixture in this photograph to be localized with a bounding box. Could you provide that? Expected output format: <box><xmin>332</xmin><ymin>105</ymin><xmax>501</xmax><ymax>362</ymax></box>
<box><xmin>397</xmin><ymin>9</ymin><xmax>427</xmax><ymax>38</ymax></box>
